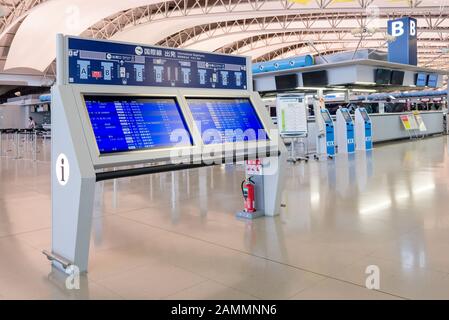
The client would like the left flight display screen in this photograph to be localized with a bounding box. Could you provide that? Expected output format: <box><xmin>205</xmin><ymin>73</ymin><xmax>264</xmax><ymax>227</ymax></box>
<box><xmin>84</xmin><ymin>96</ymin><xmax>193</xmax><ymax>154</ymax></box>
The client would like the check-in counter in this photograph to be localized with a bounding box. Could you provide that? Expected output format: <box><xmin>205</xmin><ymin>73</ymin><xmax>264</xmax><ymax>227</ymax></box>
<box><xmin>293</xmin><ymin>110</ymin><xmax>445</xmax><ymax>150</ymax></box>
<box><xmin>369</xmin><ymin>111</ymin><xmax>444</xmax><ymax>142</ymax></box>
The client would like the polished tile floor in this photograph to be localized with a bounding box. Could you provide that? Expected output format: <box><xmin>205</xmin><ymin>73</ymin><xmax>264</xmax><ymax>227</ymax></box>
<box><xmin>1</xmin><ymin>136</ymin><xmax>449</xmax><ymax>299</ymax></box>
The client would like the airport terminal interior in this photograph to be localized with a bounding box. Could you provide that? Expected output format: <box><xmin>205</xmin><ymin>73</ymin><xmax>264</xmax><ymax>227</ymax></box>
<box><xmin>1</xmin><ymin>0</ymin><xmax>449</xmax><ymax>301</ymax></box>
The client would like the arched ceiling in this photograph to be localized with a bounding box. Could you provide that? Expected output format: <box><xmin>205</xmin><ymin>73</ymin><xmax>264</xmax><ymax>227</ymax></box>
<box><xmin>0</xmin><ymin>0</ymin><xmax>447</xmax><ymax>74</ymax></box>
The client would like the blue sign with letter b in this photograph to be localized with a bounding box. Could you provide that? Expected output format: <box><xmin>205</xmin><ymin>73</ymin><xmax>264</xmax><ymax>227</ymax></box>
<box><xmin>387</xmin><ymin>17</ymin><xmax>417</xmax><ymax>66</ymax></box>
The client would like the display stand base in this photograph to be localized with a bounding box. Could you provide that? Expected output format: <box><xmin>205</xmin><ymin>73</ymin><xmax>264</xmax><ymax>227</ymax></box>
<box><xmin>287</xmin><ymin>156</ymin><xmax>308</xmax><ymax>164</ymax></box>
<box><xmin>236</xmin><ymin>210</ymin><xmax>265</xmax><ymax>220</ymax></box>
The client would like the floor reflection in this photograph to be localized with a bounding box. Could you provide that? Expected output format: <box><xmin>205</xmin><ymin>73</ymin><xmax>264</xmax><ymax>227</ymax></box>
<box><xmin>2</xmin><ymin>136</ymin><xmax>449</xmax><ymax>298</ymax></box>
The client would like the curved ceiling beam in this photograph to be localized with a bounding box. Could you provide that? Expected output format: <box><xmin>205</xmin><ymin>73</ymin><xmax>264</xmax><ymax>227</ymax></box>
<box><xmin>233</xmin><ymin>32</ymin><xmax>448</xmax><ymax>56</ymax></box>
<box><xmin>105</xmin><ymin>0</ymin><xmax>447</xmax><ymax>42</ymax></box>
<box><xmin>111</xmin><ymin>9</ymin><xmax>319</xmax><ymax>43</ymax></box>
<box><xmin>246</xmin><ymin>38</ymin><xmax>448</xmax><ymax>62</ymax></box>
<box><xmin>114</xmin><ymin>7</ymin><xmax>448</xmax><ymax>46</ymax></box>
<box><xmin>178</xmin><ymin>16</ymin><xmax>449</xmax><ymax>51</ymax></box>
<box><xmin>2</xmin><ymin>0</ymin><xmax>377</xmax><ymax>71</ymax></box>
<box><xmin>4</xmin><ymin>0</ymin><xmax>362</xmax><ymax>71</ymax></box>
<box><xmin>182</xmin><ymin>29</ymin><xmax>353</xmax><ymax>51</ymax></box>
<box><xmin>108</xmin><ymin>0</ymin><xmax>449</xmax><ymax>44</ymax></box>
<box><xmin>4</xmin><ymin>0</ymin><xmax>162</xmax><ymax>71</ymax></box>
<box><xmin>0</xmin><ymin>0</ymin><xmax>48</xmax><ymax>37</ymax></box>
<box><xmin>180</xmin><ymin>27</ymin><xmax>448</xmax><ymax>53</ymax></box>
<box><xmin>3</xmin><ymin>0</ymin><xmax>448</xmax><ymax>71</ymax></box>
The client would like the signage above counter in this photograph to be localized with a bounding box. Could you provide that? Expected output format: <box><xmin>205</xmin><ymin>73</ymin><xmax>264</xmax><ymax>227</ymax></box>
<box><xmin>252</xmin><ymin>59</ymin><xmax>446</xmax><ymax>92</ymax></box>
<box><xmin>387</xmin><ymin>17</ymin><xmax>418</xmax><ymax>66</ymax></box>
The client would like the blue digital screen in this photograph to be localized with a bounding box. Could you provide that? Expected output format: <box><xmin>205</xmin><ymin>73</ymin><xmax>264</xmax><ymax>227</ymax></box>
<box><xmin>187</xmin><ymin>98</ymin><xmax>268</xmax><ymax>144</ymax></box>
<box><xmin>416</xmin><ymin>73</ymin><xmax>427</xmax><ymax>86</ymax></box>
<box><xmin>341</xmin><ymin>110</ymin><xmax>352</xmax><ymax>123</ymax></box>
<box><xmin>68</xmin><ymin>37</ymin><xmax>247</xmax><ymax>90</ymax></box>
<box><xmin>84</xmin><ymin>96</ymin><xmax>193</xmax><ymax>154</ymax></box>
<box><xmin>359</xmin><ymin>109</ymin><xmax>370</xmax><ymax>121</ymax></box>
<box><xmin>427</xmin><ymin>74</ymin><xmax>438</xmax><ymax>88</ymax></box>
<box><xmin>321</xmin><ymin>110</ymin><xmax>332</xmax><ymax>123</ymax></box>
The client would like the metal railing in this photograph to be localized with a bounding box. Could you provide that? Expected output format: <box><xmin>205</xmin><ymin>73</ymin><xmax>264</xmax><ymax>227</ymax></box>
<box><xmin>0</xmin><ymin>128</ymin><xmax>51</xmax><ymax>161</ymax></box>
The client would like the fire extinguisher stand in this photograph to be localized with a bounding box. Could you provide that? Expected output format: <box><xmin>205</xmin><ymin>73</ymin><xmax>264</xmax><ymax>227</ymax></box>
<box><xmin>236</xmin><ymin>160</ymin><xmax>268</xmax><ymax>220</ymax></box>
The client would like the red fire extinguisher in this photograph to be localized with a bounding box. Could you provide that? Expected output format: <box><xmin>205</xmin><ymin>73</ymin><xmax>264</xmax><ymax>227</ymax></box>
<box><xmin>241</xmin><ymin>177</ymin><xmax>256</xmax><ymax>213</ymax></box>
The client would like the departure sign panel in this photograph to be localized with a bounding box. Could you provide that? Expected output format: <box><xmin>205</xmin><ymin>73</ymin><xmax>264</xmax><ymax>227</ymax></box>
<box><xmin>187</xmin><ymin>98</ymin><xmax>268</xmax><ymax>144</ymax></box>
<box><xmin>68</xmin><ymin>37</ymin><xmax>247</xmax><ymax>90</ymax></box>
<box><xmin>84</xmin><ymin>96</ymin><xmax>193</xmax><ymax>154</ymax></box>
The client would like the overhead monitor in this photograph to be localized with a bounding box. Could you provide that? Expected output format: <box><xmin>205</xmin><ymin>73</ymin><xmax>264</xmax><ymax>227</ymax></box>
<box><xmin>427</xmin><ymin>74</ymin><xmax>438</xmax><ymax>88</ymax></box>
<box><xmin>275</xmin><ymin>74</ymin><xmax>298</xmax><ymax>90</ymax></box>
<box><xmin>341</xmin><ymin>110</ymin><xmax>352</xmax><ymax>123</ymax></box>
<box><xmin>374</xmin><ymin>69</ymin><xmax>392</xmax><ymax>85</ymax></box>
<box><xmin>302</xmin><ymin>70</ymin><xmax>328</xmax><ymax>87</ymax></box>
<box><xmin>186</xmin><ymin>97</ymin><xmax>269</xmax><ymax>145</ymax></box>
<box><xmin>390</xmin><ymin>70</ymin><xmax>405</xmax><ymax>85</ymax></box>
<box><xmin>83</xmin><ymin>95</ymin><xmax>193</xmax><ymax>154</ymax></box>
<box><xmin>321</xmin><ymin>110</ymin><xmax>332</xmax><ymax>123</ymax></box>
<box><xmin>415</xmin><ymin>73</ymin><xmax>427</xmax><ymax>87</ymax></box>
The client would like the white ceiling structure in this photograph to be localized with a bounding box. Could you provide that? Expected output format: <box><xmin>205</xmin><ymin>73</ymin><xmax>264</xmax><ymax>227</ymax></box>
<box><xmin>0</xmin><ymin>0</ymin><xmax>447</xmax><ymax>79</ymax></box>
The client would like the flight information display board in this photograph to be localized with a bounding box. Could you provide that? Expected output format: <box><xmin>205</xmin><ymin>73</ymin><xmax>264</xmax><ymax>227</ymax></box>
<box><xmin>68</xmin><ymin>37</ymin><xmax>247</xmax><ymax>90</ymax></box>
<box><xmin>187</xmin><ymin>98</ymin><xmax>268</xmax><ymax>144</ymax></box>
<box><xmin>84</xmin><ymin>96</ymin><xmax>193</xmax><ymax>154</ymax></box>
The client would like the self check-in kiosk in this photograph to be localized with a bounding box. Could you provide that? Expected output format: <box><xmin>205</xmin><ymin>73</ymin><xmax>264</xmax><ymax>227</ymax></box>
<box><xmin>320</xmin><ymin>109</ymin><xmax>335</xmax><ymax>157</ymax></box>
<box><xmin>336</xmin><ymin>108</ymin><xmax>355</xmax><ymax>154</ymax></box>
<box><xmin>46</xmin><ymin>35</ymin><xmax>286</xmax><ymax>273</ymax></box>
<box><xmin>355</xmin><ymin>107</ymin><xmax>373</xmax><ymax>151</ymax></box>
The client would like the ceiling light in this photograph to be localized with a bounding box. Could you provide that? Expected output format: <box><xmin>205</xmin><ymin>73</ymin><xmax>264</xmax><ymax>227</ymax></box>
<box><xmin>351</xmin><ymin>88</ymin><xmax>377</xmax><ymax>93</ymax></box>
<box><xmin>351</xmin><ymin>27</ymin><xmax>378</xmax><ymax>36</ymax></box>
<box><xmin>295</xmin><ymin>86</ymin><xmax>333</xmax><ymax>91</ymax></box>
<box><xmin>351</xmin><ymin>28</ymin><xmax>364</xmax><ymax>36</ymax></box>
<box><xmin>354</xmin><ymin>81</ymin><xmax>377</xmax><ymax>86</ymax></box>
<box><xmin>385</xmin><ymin>35</ymin><xmax>397</xmax><ymax>43</ymax></box>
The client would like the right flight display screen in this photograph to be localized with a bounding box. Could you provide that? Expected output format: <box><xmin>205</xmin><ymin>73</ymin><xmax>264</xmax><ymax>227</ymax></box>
<box><xmin>187</xmin><ymin>98</ymin><xmax>269</xmax><ymax>144</ymax></box>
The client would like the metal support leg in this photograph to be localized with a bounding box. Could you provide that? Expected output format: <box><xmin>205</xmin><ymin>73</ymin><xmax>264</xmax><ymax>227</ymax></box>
<box><xmin>52</xmin><ymin>171</ymin><xmax>96</xmax><ymax>273</ymax></box>
<box><xmin>297</xmin><ymin>138</ymin><xmax>310</xmax><ymax>161</ymax></box>
<box><xmin>287</xmin><ymin>138</ymin><xmax>297</xmax><ymax>163</ymax></box>
<box><xmin>33</xmin><ymin>132</ymin><xmax>37</xmax><ymax>162</ymax></box>
<box><xmin>7</xmin><ymin>133</ymin><xmax>12</xmax><ymax>153</ymax></box>
<box><xmin>23</xmin><ymin>133</ymin><xmax>27</xmax><ymax>155</ymax></box>
<box><xmin>14</xmin><ymin>132</ymin><xmax>20</xmax><ymax>159</ymax></box>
